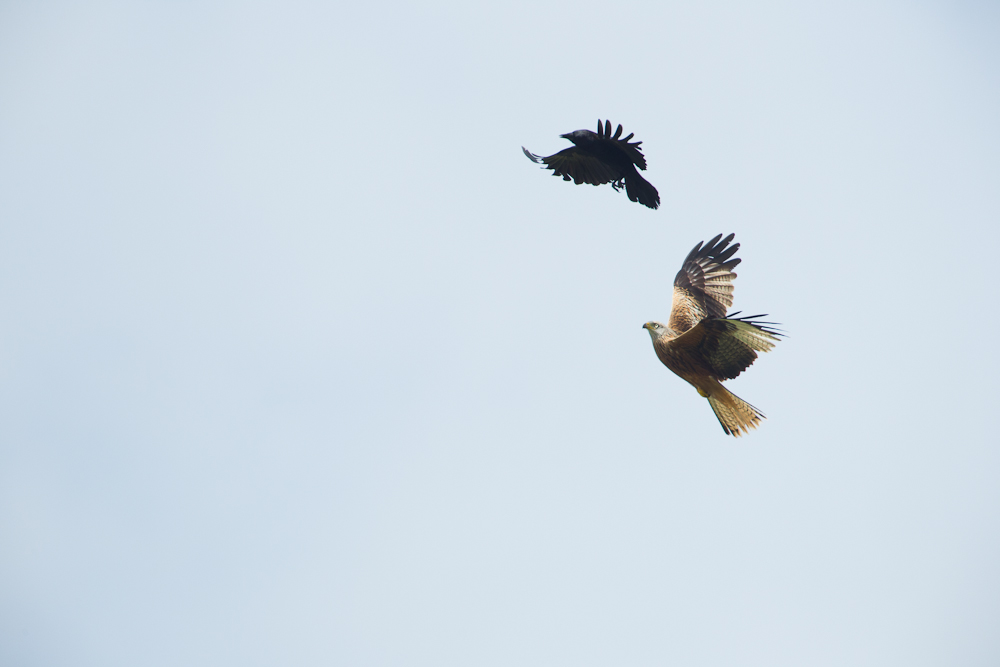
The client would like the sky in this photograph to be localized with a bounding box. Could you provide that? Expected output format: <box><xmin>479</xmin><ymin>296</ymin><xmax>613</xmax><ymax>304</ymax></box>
<box><xmin>1</xmin><ymin>1</ymin><xmax>999</xmax><ymax>665</ymax></box>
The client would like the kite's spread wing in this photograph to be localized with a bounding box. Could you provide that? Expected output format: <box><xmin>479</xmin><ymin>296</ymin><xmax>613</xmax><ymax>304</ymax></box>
<box><xmin>669</xmin><ymin>233</ymin><xmax>741</xmax><ymax>332</ymax></box>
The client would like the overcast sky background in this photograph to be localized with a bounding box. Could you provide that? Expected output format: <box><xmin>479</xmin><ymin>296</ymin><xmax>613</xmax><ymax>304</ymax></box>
<box><xmin>1</xmin><ymin>1</ymin><xmax>999</xmax><ymax>665</ymax></box>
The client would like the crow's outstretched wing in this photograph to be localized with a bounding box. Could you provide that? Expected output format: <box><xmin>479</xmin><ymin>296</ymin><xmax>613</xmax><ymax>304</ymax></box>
<box><xmin>596</xmin><ymin>119</ymin><xmax>648</xmax><ymax>170</ymax></box>
<box><xmin>522</xmin><ymin>146</ymin><xmax>622</xmax><ymax>186</ymax></box>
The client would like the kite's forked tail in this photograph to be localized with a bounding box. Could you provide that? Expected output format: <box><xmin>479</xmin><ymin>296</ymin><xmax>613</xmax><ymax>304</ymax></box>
<box><xmin>704</xmin><ymin>381</ymin><xmax>765</xmax><ymax>437</ymax></box>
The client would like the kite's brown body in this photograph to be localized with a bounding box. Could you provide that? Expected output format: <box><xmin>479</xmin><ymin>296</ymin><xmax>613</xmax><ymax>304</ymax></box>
<box><xmin>643</xmin><ymin>234</ymin><xmax>782</xmax><ymax>437</ymax></box>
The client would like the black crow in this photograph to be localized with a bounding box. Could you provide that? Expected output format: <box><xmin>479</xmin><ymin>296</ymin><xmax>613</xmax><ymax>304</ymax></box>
<box><xmin>522</xmin><ymin>119</ymin><xmax>660</xmax><ymax>210</ymax></box>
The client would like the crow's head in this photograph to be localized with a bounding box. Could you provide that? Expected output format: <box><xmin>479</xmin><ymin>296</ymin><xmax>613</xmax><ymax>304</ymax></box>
<box><xmin>560</xmin><ymin>129</ymin><xmax>598</xmax><ymax>145</ymax></box>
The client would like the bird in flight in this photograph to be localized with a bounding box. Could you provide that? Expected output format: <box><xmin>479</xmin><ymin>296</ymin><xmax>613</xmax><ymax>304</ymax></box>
<box><xmin>642</xmin><ymin>234</ymin><xmax>782</xmax><ymax>436</ymax></box>
<box><xmin>522</xmin><ymin>120</ymin><xmax>660</xmax><ymax>209</ymax></box>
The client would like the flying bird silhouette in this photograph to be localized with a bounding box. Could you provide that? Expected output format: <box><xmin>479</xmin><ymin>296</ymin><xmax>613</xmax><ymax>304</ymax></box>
<box><xmin>642</xmin><ymin>234</ymin><xmax>782</xmax><ymax>436</ymax></box>
<box><xmin>522</xmin><ymin>120</ymin><xmax>660</xmax><ymax>209</ymax></box>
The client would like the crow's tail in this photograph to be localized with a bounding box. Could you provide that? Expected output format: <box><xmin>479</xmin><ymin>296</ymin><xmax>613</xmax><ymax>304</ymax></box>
<box><xmin>625</xmin><ymin>169</ymin><xmax>660</xmax><ymax>209</ymax></box>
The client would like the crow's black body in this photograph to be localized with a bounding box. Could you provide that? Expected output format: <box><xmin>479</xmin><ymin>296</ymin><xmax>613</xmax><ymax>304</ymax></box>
<box><xmin>523</xmin><ymin>120</ymin><xmax>660</xmax><ymax>209</ymax></box>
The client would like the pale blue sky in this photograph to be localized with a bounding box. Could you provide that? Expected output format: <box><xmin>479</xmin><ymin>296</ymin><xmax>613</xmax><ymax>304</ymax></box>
<box><xmin>1</xmin><ymin>1</ymin><xmax>999</xmax><ymax>665</ymax></box>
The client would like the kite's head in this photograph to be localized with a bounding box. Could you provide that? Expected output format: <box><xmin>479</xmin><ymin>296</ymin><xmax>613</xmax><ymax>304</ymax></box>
<box><xmin>642</xmin><ymin>321</ymin><xmax>666</xmax><ymax>341</ymax></box>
